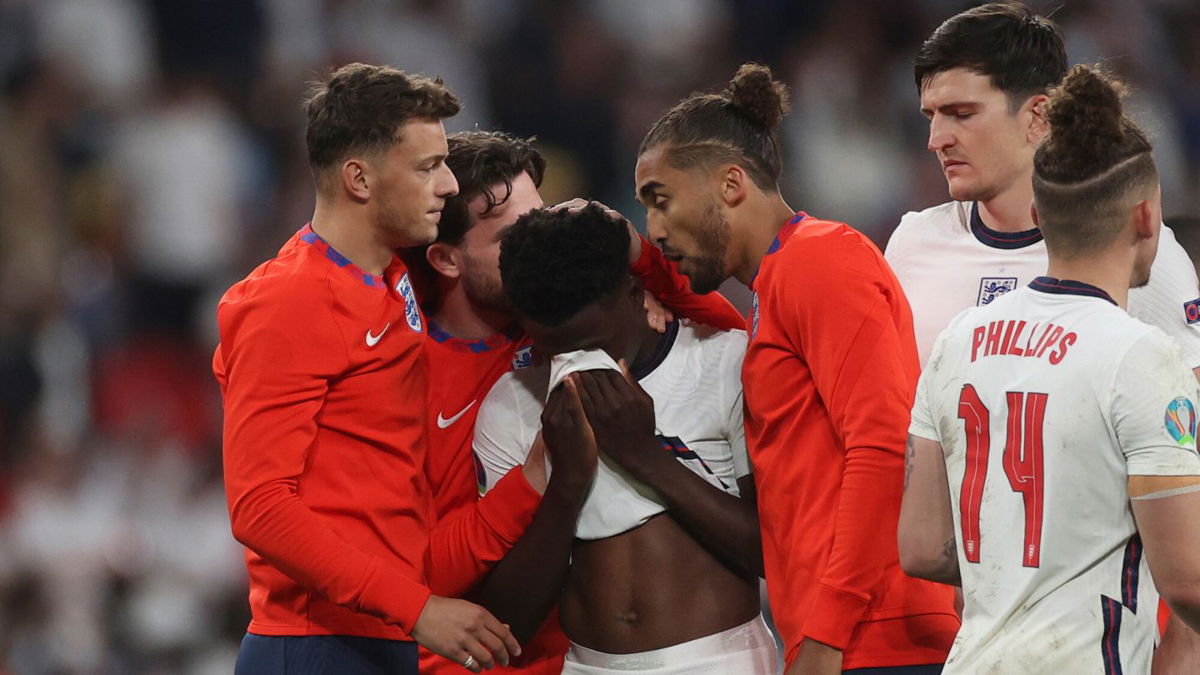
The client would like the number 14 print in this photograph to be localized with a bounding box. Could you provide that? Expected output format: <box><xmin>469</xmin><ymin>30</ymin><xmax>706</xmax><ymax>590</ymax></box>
<box><xmin>958</xmin><ymin>385</ymin><xmax>1046</xmax><ymax>567</ymax></box>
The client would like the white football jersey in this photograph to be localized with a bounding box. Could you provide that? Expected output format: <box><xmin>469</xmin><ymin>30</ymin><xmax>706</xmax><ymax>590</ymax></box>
<box><xmin>885</xmin><ymin>201</ymin><xmax>1200</xmax><ymax>368</ymax></box>
<box><xmin>910</xmin><ymin>279</ymin><xmax>1200</xmax><ymax>674</ymax></box>
<box><xmin>473</xmin><ymin>320</ymin><xmax>750</xmax><ymax>538</ymax></box>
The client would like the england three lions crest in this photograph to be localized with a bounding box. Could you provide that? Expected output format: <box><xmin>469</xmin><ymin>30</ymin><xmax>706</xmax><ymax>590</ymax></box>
<box><xmin>978</xmin><ymin>277</ymin><xmax>1017</xmax><ymax>306</ymax></box>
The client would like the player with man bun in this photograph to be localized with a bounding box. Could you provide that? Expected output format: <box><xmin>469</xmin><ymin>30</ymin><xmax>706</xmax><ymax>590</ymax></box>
<box><xmin>634</xmin><ymin>63</ymin><xmax>958</xmax><ymax>674</ymax></box>
<box><xmin>900</xmin><ymin>65</ymin><xmax>1200</xmax><ymax>674</ymax></box>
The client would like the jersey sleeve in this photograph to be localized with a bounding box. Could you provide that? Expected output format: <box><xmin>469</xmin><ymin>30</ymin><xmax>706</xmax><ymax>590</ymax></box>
<box><xmin>426</xmin><ymin>468</ymin><xmax>541</xmax><ymax>597</ymax></box>
<box><xmin>1129</xmin><ymin>225</ymin><xmax>1200</xmax><ymax>369</ymax></box>
<box><xmin>473</xmin><ymin>374</ymin><xmax>539</xmax><ymax>495</ymax></box>
<box><xmin>774</xmin><ymin>233</ymin><xmax>915</xmax><ymax>649</ymax></box>
<box><xmin>1112</xmin><ymin>329</ymin><xmax>1200</xmax><ymax>476</ymax></box>
<box><xmin>910</xmin><ymin>367</ymin><xmax>939</xmax><ymax>443</ymax></box>
<box><xmin>218</xmin><ymin>284</ymin><xmax>432</xmax><ymax>632</ymax></box>
<box><xmin>630</xmin><ymin>234</ymin><xmax>746</xmax><ymax>331</ymax></box>
<box><xmin>910</xmin><ymin>318</ymin><xmax>962</xmax><ymax>442</ymax></box>
<box><xmin>720</xmin><ymin>330</ymin><xmax>751</xmax><ymax>479</ymax></box>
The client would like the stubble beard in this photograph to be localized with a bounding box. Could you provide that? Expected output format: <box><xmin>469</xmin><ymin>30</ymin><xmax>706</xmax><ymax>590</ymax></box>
<box><xmin>462</xmin><ymin>263</ymin><xmax>513</xmax><ymax>315</ymax></box>
<box><xmin>683</xmin><ymin>201</ymin><xmax>733</xmax><ymax>295</ymax></box>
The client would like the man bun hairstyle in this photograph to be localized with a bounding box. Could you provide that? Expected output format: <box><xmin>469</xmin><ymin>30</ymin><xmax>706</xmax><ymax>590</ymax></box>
<box><xmin>500</xmin><ymin>204</ymin><xmax>630</xmax><ymax>326</ymax></box>
<box><xmin>915</xmin><ymin>2</ymin><xmax>1067</xmax><ymax>111</ymax></box>
<box><xmin>639</xmin><ymin>63</ymin><xmax>791</xmax><ymax>190</ymax></box>
<box><xmin>436</xmin><ymin>131</ymin><xmax>546</xmax><ymax>245</ymax></box>
<box><xmin>305</xmin><ymin>63</ymin><xmax>460</xmax><ymax>191</ymax></box>
<box><xmin>1033</xmin><ymin>65</ymin><xmax>1157</xmax><ymax>256</ymax></box>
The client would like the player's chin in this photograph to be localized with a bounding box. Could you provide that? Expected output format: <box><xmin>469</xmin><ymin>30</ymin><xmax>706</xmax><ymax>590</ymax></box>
<box><xmin>680</xmin><ymin>263</ymin><xmax>721</xmax><ymax>295</ymax></box>
<box><xmin>945</xmin><ymin>177</ymin><xmax>979</xmax><ymax>202</ymax></box>
<box><xmin>417</xmin><ymin>212</ymin><xmax>442</xmax><ymax>242</ymax></box>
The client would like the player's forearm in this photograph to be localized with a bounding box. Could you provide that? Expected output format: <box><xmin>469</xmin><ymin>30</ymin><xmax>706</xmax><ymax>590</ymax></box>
<box><xmin>805</xmin><ymin>444</ymin><xmax>906</xmax><ymax>648</ymax></box>
<box><xmin>901</xmin><ymin>534</ymin><xmax>961</xmax><ymax>586</ymax></box>
<box><xmin>639</xmin><ymin>459</ymin><xmax>763</xmax><ymax>577</ymax></box>
<box><xmin>474</xmin><ymin>479</ymin><xmax>586</xmax><ymax>643</ymax></box>
<box><xmin>229</xmin><ymin>481</ymin><xmax>432</xmax><ymax>631</ymax></box>
<box><xmin>426</xmin><ymin>469</ymin><xmax>542</xmax><ymax>597</ymax></box>
<box><xmin>898</xmin><ymin>435</ymin><xmax>960</xmax><ymax>586</ymax></box>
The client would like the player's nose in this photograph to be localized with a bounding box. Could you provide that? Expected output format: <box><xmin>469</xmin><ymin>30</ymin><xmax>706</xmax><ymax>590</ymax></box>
<box><xmin>437</xmin><ymin>163</ymin><xmax>459</xmax><ymax>198</ymax></box>
<box><xmin>645</xmin><ymin>211</ymin><xmax>668</xmax><ymax>243</ymax></box>
<box><xmin>927</xmin><ymin>116</ymin><xmax>953</xmax><ymax>153</ymax></box>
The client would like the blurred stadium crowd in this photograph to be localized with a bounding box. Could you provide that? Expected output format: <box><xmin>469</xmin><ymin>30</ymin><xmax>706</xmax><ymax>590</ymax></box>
<box><xmin>1</xmin><ymin>0</ymin><xmax>1200</xmax><ymax>672</ymax></box>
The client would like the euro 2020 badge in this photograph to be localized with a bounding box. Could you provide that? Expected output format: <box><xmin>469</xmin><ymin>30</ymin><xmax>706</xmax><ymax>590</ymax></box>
<box><xmin>1164</xmin><ymin>396</ymin><xmax>1198</xmax><ymax>448</ymax></box>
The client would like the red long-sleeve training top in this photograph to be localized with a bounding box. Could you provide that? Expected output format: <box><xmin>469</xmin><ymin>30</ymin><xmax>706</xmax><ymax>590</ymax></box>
<box><xmin>743</xmin><ymin>214</ymin><xmax>959</xmax><ymax>669</ymax></box>
<box><xmin>215</xmin><ymin>225</ymin><xmax>536</xmax><ymax>639</ymax></box>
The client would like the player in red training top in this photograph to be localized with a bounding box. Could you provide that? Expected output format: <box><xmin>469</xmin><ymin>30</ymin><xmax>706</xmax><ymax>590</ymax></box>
<box><xmin>633</xmin><ymin>64</ymin><xmax>960</xmax><ymax>674</ymax></box>
<box><xmin>214</xmin><ymin>64</ymin><xmax>519</xmax><ymax>674</ymax></box>
<box><xmin>411</xmin><ymin>131</ymin><xmax>747</xmax><ymax>674</ymax></box>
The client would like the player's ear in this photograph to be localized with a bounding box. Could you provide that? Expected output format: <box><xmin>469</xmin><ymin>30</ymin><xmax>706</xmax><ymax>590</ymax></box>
<box><xmin>341</xmin><ymin>158</ymin><xmax>371</xmax><ymax>202</ymax></box>
<box><xmin>1030</xmin><ymin>201</ymin><xmax>1041</xmax><ymax>229</ymax></box>
<box><xmin>426</xmin><ymin>242</ymin><xmax>462</xmax><ymax>279</ymax></box>
<box><xmin>718</xmin><ymin>164</ymin><xmax>749</xmax><ymax>208</ymax></box>
<box><xmin>1026</xmin><ymin>94</ymin><xmax>1051</xmax><ymax>144</ymax></box>
<box><xmin>1132</xmin><ymin>199</ymin><xmax>1156</xmax><ymax>242</ymax></box>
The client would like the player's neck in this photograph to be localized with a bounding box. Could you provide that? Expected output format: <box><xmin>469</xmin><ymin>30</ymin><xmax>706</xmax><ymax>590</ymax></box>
<box><xmin>432</xmin><ymin>281</ymin><xmax>513</xmax><ymax>340</ymax></box>
<box><xmin>1045</xmin><ymin>255</ymin><xmax>1132</xmax><ymax>309</ymax></box>
<box><xmin>977</xmin><ymin>178</ymin><xmax>1036</xmax><ymax>233</ymax></box>
<box><xmin>630</xmin><ymin>321</ymin><xmax>667</xmax><ymax>373</ymax></box>
<box><xmin>732</xmin><ymin>192</ymin><xmax>795</xmax><ymax>288</ymax></box>
<box><xmin>310</xmin><ymin>200</ymin><xmax>394</xmax><ymax>276</ymax></box>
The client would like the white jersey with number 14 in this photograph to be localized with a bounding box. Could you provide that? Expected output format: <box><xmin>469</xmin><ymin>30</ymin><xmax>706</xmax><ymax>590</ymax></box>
<box><xmin>910</xmin><ymin>278</ymin><xmax>1200</xmax><ymax>674</ymax></box>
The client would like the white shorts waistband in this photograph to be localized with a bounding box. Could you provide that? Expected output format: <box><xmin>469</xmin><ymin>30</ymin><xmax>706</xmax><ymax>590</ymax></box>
<box><xmin>564</xmin><ymin>614</ymin><xmax>778</xmax><ymax>671</ymax></box>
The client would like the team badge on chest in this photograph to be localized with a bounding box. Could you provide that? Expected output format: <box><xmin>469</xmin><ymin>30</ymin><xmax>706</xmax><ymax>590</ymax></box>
<box><xmin>395</xmin><ymin>273</ymin><xmax>423</xmax><ymax>333</ymax></box>
<box><xmin>751</xmin><ymin>292</ymin><xmax>760</xmax><ymax>339</ymax></box>
<box><xmin>511</xmin><ymin>345</ymin><xmax>534</xmax><ymax>370</ymax></box>
<box><xmin>977</xmin><ymin>277</ymin><xmax>1018</xmax><ymax>306</ymax></box>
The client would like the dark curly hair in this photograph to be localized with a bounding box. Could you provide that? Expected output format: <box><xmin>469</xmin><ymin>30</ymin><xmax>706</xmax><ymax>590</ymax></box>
<box><xmin>436</xmin><ymin>131</ymin><xmax>546</xmax><ymax>245</ymax></box>
<box><xmin>499</xmin><ymin>204</ymin><xmax>630</xmax><ymax>326</ymax></box>
<box><xmin>639</xmin><ymin>63</ymin><xmax>790</xmax><ymax>190</ymax></box>
<box><xmin>914</xmin><ymin>2</ymin><xmax>1067</xmax><ymax>111</ymax></box>
<box><xmin>1033</xmin><ymin>65</ymin><xmax>1157</xmax><ymax>255</ymax></box>
<box><xmin>304</xmin><ymin>62</ymin><xmax>460</xmax><ymax>191</ymax></box>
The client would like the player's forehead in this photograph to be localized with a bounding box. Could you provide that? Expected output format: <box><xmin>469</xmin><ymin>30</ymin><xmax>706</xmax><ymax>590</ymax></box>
<box><xmin>635</xmin><ymin>145</ymin><xmax>697</xmax><ymax>200</ymax></box>
<box><xmin>394</xmin><ymin>118</ymin><xmax>449</xmax><ymax>160</ymax></box>
<box><xmin>919</xmin><ymin>67</ymin><xmax>1005</xmax><ymax>110</ymax></box>
<box><xmin>467</xmin><ymin>172</ymin><xmax>543</xmax><ymax>225</ymax></box>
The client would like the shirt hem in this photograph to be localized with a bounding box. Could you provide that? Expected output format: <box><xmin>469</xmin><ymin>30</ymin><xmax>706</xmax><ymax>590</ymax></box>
<box><xmin>247</xmin><ymin>620</ymin><xmax>413</xmax><ymax>641</ymax></box>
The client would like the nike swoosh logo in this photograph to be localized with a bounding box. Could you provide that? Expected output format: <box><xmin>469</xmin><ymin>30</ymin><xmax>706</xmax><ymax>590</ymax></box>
<box><xmin>365</xmin><ymin>323</ymin><xmax>390</xmax><ymax>347</ymax></box>
<box><xmin>437</xmin><ymin>400</ymin><xmax>477</xmax><ymax>429</ymax></box>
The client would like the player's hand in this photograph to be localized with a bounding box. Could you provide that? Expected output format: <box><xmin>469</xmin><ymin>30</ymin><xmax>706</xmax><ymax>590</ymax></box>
<box><xmin>540</xmin><ymin>376</ymin><xmax>598</xmax><ymax>496</ymax></box>
<box><xmin>574</xmin><ymin>362</ymin><xmax>671</xmax><ymax>482</ymax></box>
<box><xmin>548</xmin><ymin>198</ymin><xmax>642</xmax><ymax>264</ymax></box>
<box><xmin>411</xmin><ymin>595</ymin><xmax>521</xmax><ymax>672</ymax></box>
<box><xmin>785</xmin><ymin>638</ymin><xmax>843</xmax><ymax>675</ymax></box>
<box><xmin>643</xmin><ymin>291</ymin><xmax>674</xmax><ymax>333</ymax></box>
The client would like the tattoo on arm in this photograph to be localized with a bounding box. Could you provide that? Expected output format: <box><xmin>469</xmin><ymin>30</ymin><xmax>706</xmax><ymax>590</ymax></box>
<box><xmin>904</xmin><ymin>436</ymin><xmax>916</xmax><ymax>492</ymax></box>
<box><xmin>933</xmin><ymin>535</ymin><xmax>962</xmax><ymax>586</ymax></box>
